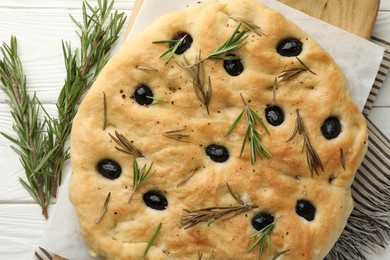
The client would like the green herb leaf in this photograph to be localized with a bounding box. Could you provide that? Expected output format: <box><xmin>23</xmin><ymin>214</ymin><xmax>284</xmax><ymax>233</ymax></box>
<box><xmin>143</xmin><ymin>223</ymin><xmax>162</xmax><ymax>260</ymax></box>
<box><xmin>146</xmin><ymin>96</ymin><xmax>167</xmax><ymax>106</ymax></box>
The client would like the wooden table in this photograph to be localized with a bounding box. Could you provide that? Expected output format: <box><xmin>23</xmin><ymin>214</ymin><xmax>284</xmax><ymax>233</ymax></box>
<box><xmin>0</xmin><ymin>0</ymin><xmax>389</xmax><ymax>259</ymax></box>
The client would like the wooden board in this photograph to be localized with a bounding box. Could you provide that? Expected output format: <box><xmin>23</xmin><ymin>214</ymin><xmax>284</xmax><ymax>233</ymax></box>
<box><xmin>278</xmin><ymin>0</ymin><xmax>380</xmax><ymax>39</ymax></box>
<box><xmin>126</xmin><ymin>0</ymin><xmax>380</xmax><ymax>39</ymax></box>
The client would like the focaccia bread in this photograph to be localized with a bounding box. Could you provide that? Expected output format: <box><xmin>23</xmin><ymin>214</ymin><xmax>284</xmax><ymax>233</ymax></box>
<box><xmin>69</xmin><ymin>0</ymin><xmax>368</xmax><ymax>259</ymax></box>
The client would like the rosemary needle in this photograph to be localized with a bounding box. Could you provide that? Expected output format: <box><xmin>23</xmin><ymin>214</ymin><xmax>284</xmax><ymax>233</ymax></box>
<box><xmin>143</xmin><ymin>223</ymin><xmax>162</xmax><ymax>260</ymax></box>
<box><xmin>95</xmin><ymin>192</ymin><xmax>111</xmax><ymax>224</ymax></box>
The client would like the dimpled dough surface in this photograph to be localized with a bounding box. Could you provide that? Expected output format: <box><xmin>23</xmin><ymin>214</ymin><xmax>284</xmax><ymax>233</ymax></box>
<box><xmin>69</xmin><ymin>0</ymin><xmax>368</xmax><ymax>259</ymax></box>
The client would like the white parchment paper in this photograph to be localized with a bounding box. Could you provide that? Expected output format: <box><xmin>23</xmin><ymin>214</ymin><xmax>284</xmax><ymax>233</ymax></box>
<box><xmin>39</xmin><ymin>0</ymin><xmax>385</xmax><ymax>259</ymax></box>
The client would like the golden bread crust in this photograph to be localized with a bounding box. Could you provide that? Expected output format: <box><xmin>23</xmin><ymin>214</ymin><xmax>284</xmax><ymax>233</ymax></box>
<box><xmin>69</xmin><ymin>0</ymin><xmax>368</xmax><ymax>259</ymax></box>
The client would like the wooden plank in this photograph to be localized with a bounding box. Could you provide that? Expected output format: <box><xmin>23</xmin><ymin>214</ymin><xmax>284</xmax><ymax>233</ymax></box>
<box><xmin>0</xmin><ymin>8</ymin><xmax>131</xmax><ymax>103</ymax></box>
<box><xmin>0</xmin><ymin>0</ymin><xmax>134</xmax><ymax>9</ymax></box>
<box><xmin>0</xmin><ymin>204</ymin><xmax>51</xmax><ymax>259</ymax></box>
<box><xmin>278</xmin><ymin>0</ymin><xmax>380</xmax><ymax>39</ymax></box>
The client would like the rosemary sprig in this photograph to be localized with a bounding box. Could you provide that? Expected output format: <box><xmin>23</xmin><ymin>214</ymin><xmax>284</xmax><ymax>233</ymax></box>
<box><xmin>96</xmin><ymin>192</ymin><xmax>111</xmax><ymax>224</ymax></box>
<box><xmin>230</xmin><ymin>17</ymin><xmax>267</xmax><ymax>36</ymax></box>
<box><xmin>0</xmin><ymin>37</ymin><xmax>54</xmax><ymax>219</ymax></box>
<box><xmin>278</xmin><ymin>57</ymin><xmax>316</xmax><ymax>82</ymax></box>
<box><xmin>142</xmin><ymin>223</ymin><xmax>162</xmax><ymax>260</ymax></box>
<box><xmin>164</xmin><ymin>127</ymin><xmax>190</xmax><ymax>143</ymax></box>
<box><xmin>225</xmin><ymin>94</ymin><xmax>271</xmax><ymax>164</ymax></box>
<box><xmin>109</xmin><ymin>130</ymin><xmax>144</xmax><ymax>157</ymax></box>
<box><xmin>287</xmin><ymin>110</ymin><xmax>324</xmax><ymax>175</ymax></box>
<box><xmin>190</xmin><ymin>22</ymin><xmax>249</xmax><ymax>66</ymax></box>
<box><xmin>153</xmin><ymin>35</ymin><xmax>187</xmax><ymax>64</ymax></box>
<box><xmin>247</xmin><ymin>220</ymin><xmax>276</xmax><ymax>259</ymax></box>
<box><xmin>129</xmin><ymin>159</ymin><xmax>155</xmax><ymax>203</ymax></box>
<box><xmin>181</xmin><ymin>183</ymin><xmax>257</xmax><ymax>229</ymax></box>
<box><xmin>0</xmin><ymin>0</ymin><xmax>126</xmax><ymax>219</ymax></box>
<box><xmin>207</xmin><ymin>22</ymin><xmax>249</xmax><ymax>60</ymax></box>
<box><xmin>178</xmin><ymin>53</ymin><xmax>212</xmax><ymax>114</ymax></box>
<box><xmin>47</xmin><ymin>0</ymin><xmax>126</xmax><ymax>198</ymax></box>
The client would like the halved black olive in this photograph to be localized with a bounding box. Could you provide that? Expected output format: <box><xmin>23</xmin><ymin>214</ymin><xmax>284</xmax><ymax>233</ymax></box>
<box><xmin>277</xmin><ymin>38</ymin><xmax>303</xmax><ymax>57</ymax></box>
<box><xmin>206</xmin><ymin>144</ymin><xmax>229</xmax><ymax>163</ymax></box>
<box><xmin>170</xmin><ymin>32</ymin><xmax>193</xmax><ymax>54</ymax></box>
<box><xmin>143</xmin><ymin>191</ymin><xmax>168</xmax><ymax>210</ymax></box>
<box><xmin>97</xmin><ymin>159</ymin><xmax>122</xmax><ymax>180</ymax></box>
<box><xmin>296</xmin><ymin>199</ymin><xmax>316</xmax><ymax>221</ymax></box>
<box><xmin>321</xmin><ymin>117</ymin><xmax>341</xmax><ymax>139</ymax></box>
<box><xmin>252</xmin><ymin>212</ymin><xmax>274</xmax><ymax>231</ymax></box>
<box><xmin>223</xmin><ymin>54</ymin><xmax>244</xmax><ymax>76</ymax></box>
<box><xmin>265</xmin><ymin>105</ymin><xmax>284</xmax><ymax>126</ymax></box>
<box><xmin>134</xmin><ymin>84</ymin><xmax>153</xmax><ymax>106</ymax></box>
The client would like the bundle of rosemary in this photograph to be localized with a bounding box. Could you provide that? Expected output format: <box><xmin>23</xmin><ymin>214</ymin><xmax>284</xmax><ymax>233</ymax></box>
<box><xmin>0</xmin><ymin>0</ymin><xmax>126</xmax><ymax>219</ymax></box>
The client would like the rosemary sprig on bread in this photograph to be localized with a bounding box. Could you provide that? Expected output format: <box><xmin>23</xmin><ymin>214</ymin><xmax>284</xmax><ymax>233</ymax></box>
<box><xmin>129</xmin><ymin>159</ymin><xmax>156</xmax><ymax>203</ymax></box>
<box><xmin>178</xmin><ymin>53</ymin><xmax>212</xmax><ymax>114</ymax></box>
<box><xmin>181</xmin><ymin>183</ymin><xmax>257</xmax><ymax>228</ymax></box>
<box><xmin>247</xmin><ymin>220</ymin><xmax>276</xmax><ymax>259</ymax></box>
<box><xmin>190</xmin><ymin>22</ymin><xmax>249</xmax><ymax>66</ymax></box>
<box><xmin>153</xmin><ymin>35</ymin><xmax>187</xmax><ymax>64</ymax></box>
<box><xmin>225</xmin><ymin>94</ymin><xmax>272</xmax><ymax>164</ymax></box>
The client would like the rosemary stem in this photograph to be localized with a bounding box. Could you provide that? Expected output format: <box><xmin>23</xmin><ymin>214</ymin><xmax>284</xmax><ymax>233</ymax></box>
<box><xmin>128</xmin><ymin>191</ymin><xmax>135</xmax><ymax>203</ymax></box>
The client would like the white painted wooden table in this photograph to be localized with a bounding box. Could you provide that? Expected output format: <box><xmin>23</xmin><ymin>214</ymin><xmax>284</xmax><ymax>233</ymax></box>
<box><xmin>0</xmin><ymin>0</ymin><xmax>389</xmax><ymax>259</ymax></box>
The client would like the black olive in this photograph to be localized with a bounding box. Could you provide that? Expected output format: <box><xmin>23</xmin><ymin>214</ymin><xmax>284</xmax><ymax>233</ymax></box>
<box><xmin>223</xmin><ymin>54</ymin><xmax>244</xmax><ymax>76</ymax></box>
<box><xmin>143</xmin><ymin>191</ymin><xmax>168</xmax><ymax>210</ymax></box>
<box><xmin>277</xmin><ymin>38</ymin><xmax>303</xmax><ymax>57</ymax></box>
<box><xmin>265</xmin><ymin>105</ymin><xmax>284</xmax><ymax>126</ymax></box>
<box><xmin>170</xmin><ymin>32</ymin><xmax>193</xmax><ymax>54</ymax></box>
<box><xmin>134</xmin><ymin>84</ymin><xmax>153</xmax><ymax>106</ymax></box>
<box><xmin>321</xmin><ymin>117</ymin><xmax>341</xmax><ymax>139</ymax></box>
<box><xmin>296</xmin><ymin>199</ymin><xmax>316</xmax><ymax>221</ymax></box>
<box><xmin>206</xmin><ymin>144</ymin><xmax>229</xmax><ymax>163</ymax></box>
<box><xmin>97</xmin><ymin>159</ymin><xmax>122</xmax><ymax>180</ymax></box>
<box><xmin>251</xmin><ymin>212</ymin><xmax>274</xmax><ymax>231</ymax></box>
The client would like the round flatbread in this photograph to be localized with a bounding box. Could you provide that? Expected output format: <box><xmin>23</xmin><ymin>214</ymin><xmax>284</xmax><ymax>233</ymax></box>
<box><xmin>69</xmin><ymin>0</ymin><xmax>368</xmax><ymax>259</ymax></box>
